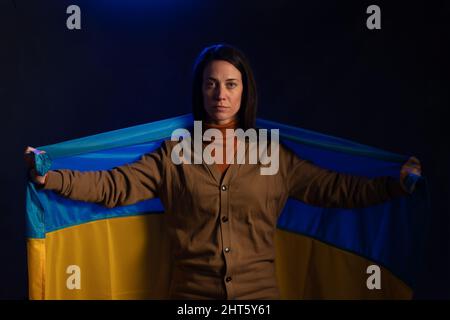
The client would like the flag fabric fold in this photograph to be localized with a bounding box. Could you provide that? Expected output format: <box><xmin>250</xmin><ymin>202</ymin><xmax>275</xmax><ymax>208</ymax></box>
<box><xmin>26</xmin><ymin>113</ymin><xmax>428</xmax><ymax>299</ymax></box>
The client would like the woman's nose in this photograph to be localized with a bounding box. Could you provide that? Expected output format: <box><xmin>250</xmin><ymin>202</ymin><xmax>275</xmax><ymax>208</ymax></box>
<box><xmin>214</xmin><ymin>85</ymin><xmax>226</xmax><ymax>100</ymax></box>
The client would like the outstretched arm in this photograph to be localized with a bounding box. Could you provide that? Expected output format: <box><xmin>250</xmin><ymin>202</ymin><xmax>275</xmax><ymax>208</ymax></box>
<box><xmin>281</xmin><ymin>146</ymin><xmax>421</xmax><ymax>209</ymax></box>
<box><xmin>25</xmin><ymin>143</ymin><xmax>170</xmax><ymax>208</ymax></box>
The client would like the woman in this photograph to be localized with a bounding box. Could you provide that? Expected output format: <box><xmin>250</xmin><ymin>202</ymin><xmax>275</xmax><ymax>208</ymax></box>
<box><xmin>25</xmin><ymin>44</ymin><xmax>422</xmax><ymax>300</ymax></box>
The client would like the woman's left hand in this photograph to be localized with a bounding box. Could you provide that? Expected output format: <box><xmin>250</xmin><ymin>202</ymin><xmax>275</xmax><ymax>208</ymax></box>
<box><xmin>400</xmin><ymin>156</ymin><xmax>422</xmax><ymax>193</ymax></box>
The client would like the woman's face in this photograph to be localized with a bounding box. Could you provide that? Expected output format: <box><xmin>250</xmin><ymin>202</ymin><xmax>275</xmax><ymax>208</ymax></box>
<box><xmin>202</xmin><ymin>60</ymin><xmax>243</xmax><ymax>125</ymax></box>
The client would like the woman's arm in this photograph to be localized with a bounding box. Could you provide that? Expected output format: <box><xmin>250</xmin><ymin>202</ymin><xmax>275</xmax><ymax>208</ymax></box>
<box><xmin>281</xmin><ymin>145</ymin><xmax>420</xmax><ymax>209</ymax></box>
<box><xmin>26</xmin><ymin>142</ymin><xmax>170</xmax><ymax>208</ymax></box>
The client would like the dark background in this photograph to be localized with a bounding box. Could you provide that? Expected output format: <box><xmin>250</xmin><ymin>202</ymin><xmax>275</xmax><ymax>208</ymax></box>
<box><xmin>1</xmin><ymin>0</ymin><xmax>448</xmax><ymax>299</ymax></box>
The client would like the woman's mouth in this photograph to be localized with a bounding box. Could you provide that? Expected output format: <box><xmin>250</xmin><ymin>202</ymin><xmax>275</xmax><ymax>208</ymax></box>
<box><xmin>214</xmin><ymin>106</ymin><xmax>228</xmax><ymax>111</ymax></box>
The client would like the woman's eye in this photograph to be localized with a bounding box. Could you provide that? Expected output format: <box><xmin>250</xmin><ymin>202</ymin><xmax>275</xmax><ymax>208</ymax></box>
<box><xmin>205</xmin><ymin>81</ymin><xmax>215</xmax><ymax>88</ymax></box>
<box><xmin>226</xmin><ymin>82</ymin><xmax>237</xmax><ymax>89</ymax></box>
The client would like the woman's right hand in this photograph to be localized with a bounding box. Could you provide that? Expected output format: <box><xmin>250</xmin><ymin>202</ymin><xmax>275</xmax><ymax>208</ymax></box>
<box><xmin>24</xmin><ymin>146</ymin><xmax>48</xmax><ymax>185</ymax></box>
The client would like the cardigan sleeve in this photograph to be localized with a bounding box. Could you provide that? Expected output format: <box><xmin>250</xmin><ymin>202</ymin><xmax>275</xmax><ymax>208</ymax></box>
<box><xmin>42</xmin><ymin>141</ymin><xmax>170</xmax><ymax>208</ymax></box>
<box><xmin>280</xmin><ymin>144</ymin><xmax>408</xmax><ymax>209</ymax></box>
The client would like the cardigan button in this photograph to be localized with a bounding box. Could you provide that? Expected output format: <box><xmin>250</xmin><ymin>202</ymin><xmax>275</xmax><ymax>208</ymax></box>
<box><xmin>224</xmin><ymin>247</ymin><xmax>230</xmax><ymax>253</ymax></box>
<box><xmin>221</xmin><ymin>216</ymin><xmax>229</xmax><ymax>223</ymax></box>
<box><xmin>221</xmin><ymin>185</ymin><xmax>227</xmax><ymax>191</ymax></box>
<box><xmin>225</xmin><ymin>276</ymin><xmax>232</xmax><ymax>282</ymax></box>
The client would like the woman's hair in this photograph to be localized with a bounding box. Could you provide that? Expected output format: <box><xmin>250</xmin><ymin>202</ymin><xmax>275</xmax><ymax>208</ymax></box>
<box><xmin>192</xmin><ymin>44</ymin><xmax>257</xmax><ymax>130</ymax></box>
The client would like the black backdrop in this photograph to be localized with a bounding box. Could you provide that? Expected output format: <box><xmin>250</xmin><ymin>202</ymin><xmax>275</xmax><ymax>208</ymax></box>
<box><xmin>1</xmin><ymin>0</ymin><xmax>448</xmax><ymax>299</ymax></box>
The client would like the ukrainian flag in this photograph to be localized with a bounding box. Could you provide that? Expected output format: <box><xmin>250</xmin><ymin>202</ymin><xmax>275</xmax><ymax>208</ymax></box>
<box><xmin>26</xmin><ymin>114</ymin><xmax>428</xmax><ymax>299</ymax></box>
